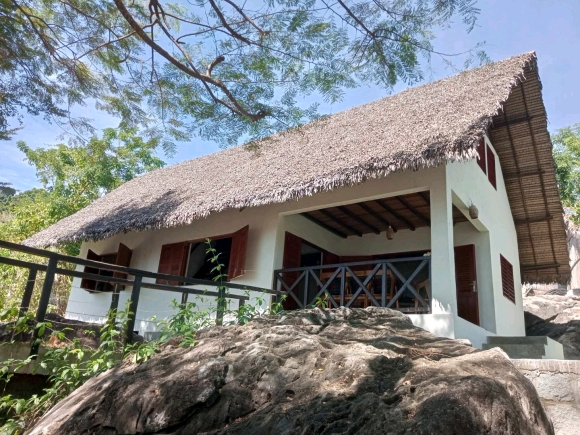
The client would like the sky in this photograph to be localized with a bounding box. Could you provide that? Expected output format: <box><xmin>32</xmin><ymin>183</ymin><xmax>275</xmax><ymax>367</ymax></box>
<box><xmin>1</xmin><ymin>0</ymin><xmax>579</xmax><ymax>191</ymax></box>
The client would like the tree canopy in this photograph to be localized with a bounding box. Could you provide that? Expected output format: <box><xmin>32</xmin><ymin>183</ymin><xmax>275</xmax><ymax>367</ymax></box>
<box><xmin>0</xmin><ymin>128</ymin><xmax>164</xmax><ymax>311</ymax></box>
<box><xmin>553</xmin><ymin>123</ymin><xmax>580</xmax><ymax>221</ymax></box>
<box><xmin>2</xmin><ymin>0</ymin><xmax>485</xmax><ymax>149</ymax></box>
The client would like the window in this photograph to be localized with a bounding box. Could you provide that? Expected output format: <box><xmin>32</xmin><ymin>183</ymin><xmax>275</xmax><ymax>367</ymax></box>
<box><xmin>156</xmin><ymin>225</ymin><xmax>249</xmax><ymax>286</ymax></box>
<box><xmin>80</xmin><ymin>243</ymin><xmax>132</xmax><ymax>292</ymax></box>
<box><xmin>500</xmin><ymin>255</ymin><xmax>515</xmax><ymax>303</ymax></box>
<box><xmin>476</xmin><ymin>137</ymin><xmax>497</xmax><ymax>190</ymax></box>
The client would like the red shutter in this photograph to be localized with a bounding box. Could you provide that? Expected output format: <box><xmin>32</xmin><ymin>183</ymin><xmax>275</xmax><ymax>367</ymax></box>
<box><xmin>81</xmin><ymin>249</ymin><xmax>102</xmax><ymax>291</ymax></box>
<box><xmin>228</xmin><ymin>225</ymin><xmax>249</xmax><ymax>280</ymax></box>
<box><xmin>487</xmin><ymin>146</ymin><xmax>497</xmax><ymax>189</ymax></box>
<box><xmin>113</xmin><ymin>243</ymin><xmax>132</xmax><ymax>280</ymax></box>
<box><xmin>500</xmin><ymin>255</ymin><xmax>515</xmax><ymax>303</ymax></box>
<box><xmin>454</xmin><ymin>244</ymin><xmax>479</xmax><ymax>325</ymax></box>
<box><xmin>156</xmin><ymin>242</ymin><xmax>188</xmax><ymax>286</ymax></box>
<box><xmin>281</xmin><ymin>232</ymin><xmax>302</xmax><ymax>310</ymax></box>
<box><xmin>476</xmin><ymin>138</ymin><xmax>486</xmax><ymax>173</ymax></box>
<box><xmin>322</xmin><ymin>251</ymin><xmax>340</xmax><ymax>265</ymax></box>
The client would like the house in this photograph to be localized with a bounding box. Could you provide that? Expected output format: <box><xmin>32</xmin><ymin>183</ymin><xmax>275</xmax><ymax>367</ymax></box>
<box><xmin>24</xmin><ymin>52</ymin><xmax>571</xmax><ymax>353</ymax></box>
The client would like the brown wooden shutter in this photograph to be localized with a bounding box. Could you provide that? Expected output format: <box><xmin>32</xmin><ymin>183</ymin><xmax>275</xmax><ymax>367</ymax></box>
<box><xmin>476</xmin><ymin>138</ymin><xmax>487</xmax><ymax>173</ymax></box>
<box><xmin>454</xmin><ymin>244</ymin><xmax>479</xmax><ymax>325</ymax></box>
<box><xmin>156</xmin><ymin>242</ymin><xmax>188</xmax><ymax>286</ymax></box>
<box><xmin>281</xmin><ymin>232</ymin><xmax>302</xmax><ymax>310</ymax></box>
<box><xmin>500</xmin><ymin>255</ymin><xmax>515</xmax><ymax>303</ymax></box>
<box><xmin>486</xmin><ymin>146</ymin><xmax>497</xmax><ymax>189</ymax></box>
<box><xmin>113</xmin><ymin>243</ymin><xmax>133</xmax><ymax>280</ymax></box>
<box><xmin>322</xmin><ymin>251</ymin><xmax>340</xmax><ymax>265</ymax></box>
<box><xmin>81</xmin><ymin>249</ymin><xmax>102</xmax><ymax>291</ymax></box>
<box><xmin>228</xmin><ymin>225</ymin><xmax>249</xmax><ymax>280</ymax></box>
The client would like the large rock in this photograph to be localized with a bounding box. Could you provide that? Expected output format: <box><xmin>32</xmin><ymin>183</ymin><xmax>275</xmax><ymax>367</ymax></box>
<box><xmin>28</xmin><ymin>308</ymin><xmax>553</xmax><ymax>435</ymax></box>
<box><xmin>524</xmin><ymin>294</ymin><xmax>580</xmax><ymax>360</ymax></box>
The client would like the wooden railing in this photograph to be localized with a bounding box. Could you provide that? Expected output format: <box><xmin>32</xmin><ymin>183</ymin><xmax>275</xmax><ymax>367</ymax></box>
<box><xmin>273</xmin><ymin>256</ymin><xmax>432</xmax><ymax>313</ymax></box>
<box><xmin>0</xmin><ymin>240</ymin><xmax>282</xmax><ymax>356</ymax></box>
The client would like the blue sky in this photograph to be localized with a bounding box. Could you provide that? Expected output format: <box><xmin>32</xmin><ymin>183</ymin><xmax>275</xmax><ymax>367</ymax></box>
<box><xmin>2</xmin><ymin>0</ymin><xmax>579</xmax><ymax>191</ymax></box>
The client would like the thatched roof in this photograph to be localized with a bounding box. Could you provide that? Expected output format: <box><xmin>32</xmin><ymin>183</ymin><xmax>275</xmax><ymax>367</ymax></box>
<box><xmin>24</xmin><ymin>52</ymin><xmax>570</xmax><ymax>283</ymax></box>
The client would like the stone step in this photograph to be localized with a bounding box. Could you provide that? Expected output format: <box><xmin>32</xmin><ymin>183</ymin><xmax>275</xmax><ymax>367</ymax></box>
<box><xmin>482</xmin><ymin>343</ymin><xmax>546</xmax><ymax>359</ymax></box>
<box><xmin>487</xmin><ymin>336</ymin><xmax>548</xmax><ymax>345</ymax></box>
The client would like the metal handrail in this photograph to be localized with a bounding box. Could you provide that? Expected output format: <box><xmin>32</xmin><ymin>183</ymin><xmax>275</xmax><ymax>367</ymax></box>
<box><xmin>273</xmin><ymin>256</ymin><xmax>432</xmax><ymax>313</ymax></box>
<box><xmin>0</xmin><ymin>239</ymin><xmax>281</xmax><ymax>356</ymax></box>
<box><xmin>274</xmin><ymin>255</ymin><xmax>430</xmax><ymax>273</ymax></box>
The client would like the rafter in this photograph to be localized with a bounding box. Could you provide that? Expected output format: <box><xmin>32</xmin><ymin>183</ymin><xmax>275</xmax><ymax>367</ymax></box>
<box><xmin>301</xmin><ymin>213</ymin><xmax>348</xmax><ymax>238</ymax></box>
<box><xmin>396</xmin><ymin>196</ymin><xmax>430</xmax><ymax>227</ymax></box>
<box><xmin>337</xmin><ymin>206</ymin><xmax>381</xmax><ymax>234</ymax></box>
<box><xmin>319</xmin><ymin>208</ymin><xmax>363</xmax><ymax>237</ymax></box>
<box><xmin>374</xmin><ymin>199</ymin><xmax>416</xmax><ymax>231</ymax></box>
<box><xmin>356</xmin><ymin>202</ymin><xmax>398</xmax><ymax>232</ymax></box>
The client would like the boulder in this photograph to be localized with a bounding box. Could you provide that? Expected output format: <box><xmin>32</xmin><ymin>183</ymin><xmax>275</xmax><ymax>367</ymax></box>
<box><xmin>524</xmin><ymin>294</ymin><xmax>580</xmax><ymax>360</ymax></box>
<box><xmin>28</xmin><ymin>308</ymin><xmax>553</xmax><ymax>435</ymax></box>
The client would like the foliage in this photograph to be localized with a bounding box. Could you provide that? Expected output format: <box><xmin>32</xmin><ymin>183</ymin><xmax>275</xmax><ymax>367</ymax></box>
<box><xmin>552</xmin><ymin>124</ymin><xmax>580</xmax><ymax>222</ymax></box>
<box><xmin>0</xmin><ymin>280</ymin><xmax>285</xmax><ymax>433</ymax></box>
<box><xmin>0</xmin><ymin>128</ymin><xmax>164</xmax><ymax>312</ymax></box>
<box><xmin>2</xmin><ymin>0</ymin><xmax>486</xmax><ymax>147</ymax></box>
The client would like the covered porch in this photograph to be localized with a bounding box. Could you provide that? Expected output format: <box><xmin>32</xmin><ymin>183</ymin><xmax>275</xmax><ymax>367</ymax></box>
<box><xmin>273</xmin><ymin>190</ymin><xmax>479</xmax><ymax>319</ymax></box>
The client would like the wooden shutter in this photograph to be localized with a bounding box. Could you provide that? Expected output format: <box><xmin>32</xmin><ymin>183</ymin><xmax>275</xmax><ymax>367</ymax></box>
<box><xmin>476</xmin><ymin>138</ymin><xmax>487</xmax><ymax>173</ymax></box>
<box><xmin>156</xmin><ymin>242</ymin><xmax>188</xmax><ymax>286</ymax></box>
<box><xmin>322</xmin><ymin>251</ymin><xmax>340</xmax><ymax>265</ymax></box>
<box><xmin>281</xmin><ymin>232</ymin><xmax>302</xmax><ymax>310</ymax></box>
<box><xmin>500</xmin><ymin>255</ymin><xmax>515</xmax><ymax>303</ymax></box>
<box><xmin>454</xmin><ymin>244</ymin><xmax>479</xmax><ymax>325</ymax></box>
<box><xmin>113</xmin><ymin>243</ymin><xmax>132</xmax><ymax>280</ymax></box>
<box><xmin>486</xmin><ymin>146</ymin><xmax>497</xmax><ymax>189</ymax></box>
<box><xmin>81</xmin><ymin>249</ymin><xmax>102</xmax><ymax>291</ymax></box>
<box><xmin>228</xmin><ymin>225</ymin><xmax>249</xmax><ymax>280</ymax></box>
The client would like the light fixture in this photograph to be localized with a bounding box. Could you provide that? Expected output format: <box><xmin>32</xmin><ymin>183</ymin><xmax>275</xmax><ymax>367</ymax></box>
<box><xmin>469</xmin><ymin>203</ymin><xmax>479</xmax><ymax>220</ymax></box>
<box><xmin>386</xmin><ymin>225</ymin><xmax>394</xmax><ymax>240</ymax></box>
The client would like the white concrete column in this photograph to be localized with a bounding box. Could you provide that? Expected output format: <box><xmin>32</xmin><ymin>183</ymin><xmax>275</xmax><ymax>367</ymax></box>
<box><xmin>429</xmin><ymin>174</ymin><xmax>457</xmax><ymax>315</ymax></box>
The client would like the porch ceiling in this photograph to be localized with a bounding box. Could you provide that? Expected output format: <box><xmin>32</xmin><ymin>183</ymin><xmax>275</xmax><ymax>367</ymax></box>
<box><xmin>301</xmin><ymin>192</ymin><xmax>468</xmax><ymax>238</ymax></box>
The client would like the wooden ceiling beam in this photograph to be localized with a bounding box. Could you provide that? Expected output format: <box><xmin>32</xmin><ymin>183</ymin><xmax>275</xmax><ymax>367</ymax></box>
<box><xmin>356</xmin><ymin>202</ymin><xmax>398</xmax><ymax>232</ymax></box>
<box><xmin>396</xmin><ymin>196</ymin><xmax>431</xmax><ymax>227</ymax></box>
<box><xmin>301</xmin><ymin>213</ymin><xmax>348</xmax><ymax>239</ymax></box>
<box><xmin>514</xmin><ymin>215</ymin><xmax>553</xmax><ymax>225</ymax></box>
<box><xmin>319</xmin><ymin>208</ymin><xmax>363</xmax><ymax>237</ymax></box>
<box><xmin>503</xmin><ymin>169</ymin><xmax>545</xmax><ymax>180</ymax></box>
<box><xmin>374</xmin><ymin>199</ymin><xmax>416</xmax><ymax>231</ymax></box>
<box><xmin>492</xmin><ymin>115</ymin><xmax>533</xmax><ymax>129</ymax></box>
<box><xmin>337</xmin><ymin>206</ymin><xmax>381</xmax><ymax>234</ymax></box>
<box><xmin>521</xmin><ymin>262</ymin><xmax>562</xmax><ymax>271</ymax></box>
<box><xmin>417</xmin><ymin>191</ymin><xmax>430</xmax><ymax>206</ymax></box>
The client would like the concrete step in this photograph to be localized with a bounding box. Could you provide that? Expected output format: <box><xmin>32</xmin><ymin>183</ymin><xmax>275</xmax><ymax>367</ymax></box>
<box><xmin>482</xmin><ymin>343</ymin><xmax>546</xmax><ymax>359</ymax></box>
<box><xmin>487</xmin><ymin>336</ymin><xmax>548</xmax><ymax>346</ymax></box>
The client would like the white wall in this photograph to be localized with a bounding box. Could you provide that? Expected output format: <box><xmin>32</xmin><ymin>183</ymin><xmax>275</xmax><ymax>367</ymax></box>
<box><xmin>447</xmin><ymin>135</ymin><xmax>525</xmax><ymax>337</ymax></box>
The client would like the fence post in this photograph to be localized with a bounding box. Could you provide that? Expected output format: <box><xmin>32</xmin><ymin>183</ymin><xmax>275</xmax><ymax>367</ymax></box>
<box><xmin>30</xmin><ymin>257</ymin><xmax>57</xmax><ymax>357</ymax></box>
<box><xmin>340</xmin><ymin>267</ymin><xmax>346</xmax><ymax>307</ymax></box>
<box><xmin>216</xmin><ymin>286</ymin><xmax>226</xmax><ymax>326</ymax></box>
<box><xmin>109</xmin><ymin>283</ymin><xmax>122</xmax><ymax>314</ymax></box>
<box><xmin>19</xmin><ymin>268</ymin><xmax>37</xmax><ymax>318</ymax></box>
<box><xmin>381</xmin><ymin>263</ymin><xmax>387</xmax><ymax>308</ymax></box>
<box><xmin>125</xmin><ymin>275</ymin><xmax>142</xmax><ymax>344</ymax></box>
<box><xmin>180</xmin><ymin>291</ymin><xmax>188</xmax><ymax>306</ymax></box>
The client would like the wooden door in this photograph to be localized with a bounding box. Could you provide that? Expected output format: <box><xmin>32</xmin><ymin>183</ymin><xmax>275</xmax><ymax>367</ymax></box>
<box><xmin>454</xmin><ymin>244</ymin><xmax>479</xmax><ymax>325</ymax></box>
<box><xmin>281</xmin><ymin>232</ymin><xmax>302</xmax><ymax>310</ymax></box>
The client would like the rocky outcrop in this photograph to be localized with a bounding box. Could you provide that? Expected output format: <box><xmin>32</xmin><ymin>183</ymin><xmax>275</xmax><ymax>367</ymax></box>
<box><xmin>28</xmin><ymin>308</ymin><xmax>553</xmax><ymax>435</ymax></box>
<box><xmin>524</xmin><ymin>294</ymin><xmax>580</xmax><ymax>360</ymax></box>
